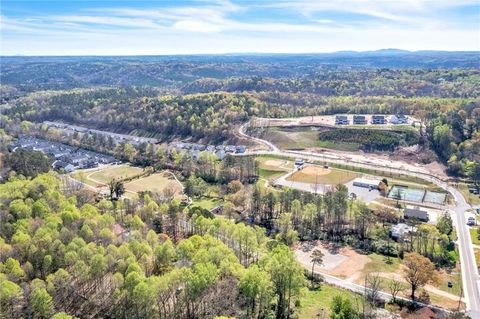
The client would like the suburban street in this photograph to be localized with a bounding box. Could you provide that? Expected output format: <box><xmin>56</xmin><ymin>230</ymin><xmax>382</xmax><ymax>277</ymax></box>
<box><xmin>238</xmin><ymin>122</ymin><xmax>480</xmax><ymax>317</ymax></box>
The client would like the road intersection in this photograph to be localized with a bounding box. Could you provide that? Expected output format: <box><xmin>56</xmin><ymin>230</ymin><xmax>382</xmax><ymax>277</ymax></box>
<box><xmin>238</xmin><ymin>122</ymin><xmax>480</xmax><ymax>317</ymax></box>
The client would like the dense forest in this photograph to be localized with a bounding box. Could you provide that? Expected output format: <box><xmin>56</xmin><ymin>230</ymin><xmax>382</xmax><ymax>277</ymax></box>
<box><xmin>1</xmin><ymin>51</ymin><xmax>478</xmax><ymax>91</ymax></box>
<box><xmin>317</xmin><ymin>128</ymin><xmax>419</xmax><ymax>152</ymax></box>
<box><xmin>0</xmin><ymin>173</ymin><xmax>307</xmax><ymax>319</ymax></box>
<box><xmin>0</xmin><ymin>53</ymin><xmax>479</xmax><ymax>179</ymax></box>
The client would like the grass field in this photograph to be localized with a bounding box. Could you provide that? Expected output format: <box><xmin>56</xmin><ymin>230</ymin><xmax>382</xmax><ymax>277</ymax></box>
<box><xmin>87</xmin><ymin>165</ymin><xmax>144</xmax><ymax>185</ymax></box>
<box><xmin>256</xmin><ymin>156</ymin><xmax>293</xmax><ymax>180</ymax></box>
<box><xmin>124</xmin><ymin>172</ymin><xmax>182</xmax><ymax>196</ymax></box>
<box><xmin>264</xmin><ymin>127</ymin><xmax>361</xmax><ymax>151</ymax></box>
<box><xmin>286</xmin><ymin>166</ymin><xmax>359</xmax><ymax>185</ymax></box>
<box><xmin>298</xmin><ymin>285</ymin><xmax>358</xmax><ymax>318</ymax></box>
<box><xmin>72</xmin><ymin>165</ymin><xmax>184</xmax><ymax>199</ymax></box>
<box><xmin>361</xmin><ymin>253</ymin><xmax>401</xmax><ymax>276</ymax></box>
<box><xmin>470</xmin><ymin>228</ymin><xmax>480</xmax><ymax>245</ymax></box>
<box><xmin>190</xmin><ymin>197</ymin><xmax>224</xmax><ymax>210</ymax></box>
<box><xmin>459</xmin><ymin>183</ymin><xmax>480</xmax><ymax>205</ymax></box>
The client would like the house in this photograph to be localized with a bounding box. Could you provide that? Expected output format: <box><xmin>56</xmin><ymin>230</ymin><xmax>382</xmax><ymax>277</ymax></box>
<box><xmin>64</xmin><ymin>164</ymin><xmax>76</xmax><ymax>173</ymax></box>
<box><xmin>352</xmin><ymin>178</ymin><xmax>380</xmax><ymax>189</ymax></box>
<box><xmin>206</xmin><ymin>145</ymin><xmax>216</xmax><ymax>153</ymax></box>
<box><xmin>335</xmin><ymin>115</ymin><xmax>349</xmax><ymax>125</ymax></box>
<box><xmin>390</xmin><ymin>223</ymin><xmax>415</xmax><ymax>239</ymax></box>
<box><xmin>390</xmin><ymin>114</ymin><xmax>408</xmax><ymax>124</ymax></box>
<box><xmin>215</xmin><ymin>150</ymin><xmax>225</xmax><ymax>160</ymax></box>
<box><xmin>52</xmin><ymin>160</ymin><xmax>68</xmax><ymax>170</ymax></box>
<box><xmin>191</xmin><ymin>150</ymin><xmax>200</xmax><ymax>160</ymax></box>
<box><xmin>235</xmin><ymin>145</ymin><xmax>247</xmax><ymax>153</ymax></box>
<box><xmin>225</xmin><ymin>145</ymin><xmax>236</xmax><ymax>153</ymax></box>
<box><xmin>371</xmin><ymin>115</ymin><xmax>386</xmax><ymax>124</ymax></box>
<box><xmin>210</xmin><ymin>205</ymin><xmax>224</xmax><ymax>215</ymax></box>
<box><xmin>353</xmin><ymin>115</ymin><xmax>367</xmax><ymax>125</ymax></box>
<box><xmin>404</xmin><ymin>206</ymin><xmax>429</xmax><ymax>221</ymax></box>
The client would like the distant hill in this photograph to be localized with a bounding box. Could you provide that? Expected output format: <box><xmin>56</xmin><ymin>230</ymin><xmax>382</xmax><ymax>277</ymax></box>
<box><xmin>1</xmin><ymin>50</ymin><xmax>478</xmax><ymax>92</ymax></box>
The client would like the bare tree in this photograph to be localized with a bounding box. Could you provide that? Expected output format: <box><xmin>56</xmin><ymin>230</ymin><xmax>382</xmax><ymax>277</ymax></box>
<box><xmin>365</xmin><ymin>273</ymin><xmax>382</xmax><ymax>306</ymax></box>
<box><xmin>388</xmin><ymin>279</ymin><xmax>404</xmax><ymax>304</ymax></box>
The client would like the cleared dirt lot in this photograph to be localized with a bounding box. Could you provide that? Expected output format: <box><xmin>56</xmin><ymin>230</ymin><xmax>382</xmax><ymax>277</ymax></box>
<box><xmin>294</xmin><ymin>241</ymin><xmax>464</xmax><ymax>310</ymax></box>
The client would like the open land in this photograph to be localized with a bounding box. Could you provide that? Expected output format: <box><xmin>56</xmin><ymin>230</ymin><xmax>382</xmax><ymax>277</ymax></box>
<box><xmin>72</xmin><ymin>164</ymin><xmax>184</xmax><ymax>199</ymax></box>
<box><xmin>286</xmin><ymin>166</ymin><xmax>359</xmax><ymax>185</ymax></box>
<box><xmin>295</xmin><ymin>241</ymin><xmax>465</xmax><ymax>310</ymax></box>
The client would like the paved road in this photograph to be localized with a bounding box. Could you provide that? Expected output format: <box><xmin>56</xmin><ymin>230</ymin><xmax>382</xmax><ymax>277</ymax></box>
<box><xmin>237</xmin><ymin>122</ymin><xmax>480</xmax><ymax>317</ymax></box>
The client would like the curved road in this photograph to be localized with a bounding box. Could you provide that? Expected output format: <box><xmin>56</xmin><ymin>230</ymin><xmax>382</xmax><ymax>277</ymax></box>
<box><xmin>238</xmin><ymin>122</ymin><xmax>480</xmax><ymax>317</ymax></box>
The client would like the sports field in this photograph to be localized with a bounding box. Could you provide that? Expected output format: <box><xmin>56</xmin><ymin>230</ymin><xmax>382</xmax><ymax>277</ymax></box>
<box><xmin>72</xmin><ymin>165</ymin><xmax>183</xmax><ymax>198</ymax></box>
<box><xmin>72</xmin><ymin>165</ymin><xmax>144</xmax><ymax>186</ymax></box>
<box><xmin>256</xmin><ymin>156</ymin><xmax>294</xmax><ymax>180</ymax></box>
<box><xmin>286</xmin><ymin>166</ymin><xmax>359</xmax><ymax>185</ymax></box>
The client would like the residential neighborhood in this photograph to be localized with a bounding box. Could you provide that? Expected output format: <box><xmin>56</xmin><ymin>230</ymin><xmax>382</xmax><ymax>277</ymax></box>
<box><xmin>8</xmin><ymin>136</ymin><xmax>116</xmax><ymax>172</ymax></box>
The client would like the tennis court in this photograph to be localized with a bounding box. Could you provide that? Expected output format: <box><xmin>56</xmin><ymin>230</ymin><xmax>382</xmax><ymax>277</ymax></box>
<box><xmin>388</xmin><ymin>185</ymin><xmax>447</xmax><ymax>205</ymax></box>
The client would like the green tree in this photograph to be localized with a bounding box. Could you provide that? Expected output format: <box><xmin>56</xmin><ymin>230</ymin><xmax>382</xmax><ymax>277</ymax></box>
<box><xmin>262</xmin><ymin>245</ymin><xmax>305</xmax><ymax>319</ymax></box>
<box><xmin>30</xmin><ymin>288</ymin><xmax>53</xmax><ymax>319</ymax></box>
<box><xmin>51</xmin><ymin>312</ymin><xmax>78</xmax><ymax>319</ymax></box>
<box><xmin>330</xmin><ymin>295</ymin><xmax>358</xmax><ymax>319</ymax></box>
<box><xmin>436</xmin><ymin>213</ymin><xmax>453</xmax><ymax>237</ymax></box>
<box><xmin>238</xmin><ymin>265</ymin><xmax>273</xmax><ymax>318</ymax></box>
<box><xmin>7</xmin><ymin>149</ymin><xmax>52</xmax><ymax>178</ymax></box>
<box><xmin>469</xmin><ymin>162</ymin><xmax>480</xmax><ymax>190</ymax></box>
<box><xmin>310</xmin><ymin>249</ymin><xmax>324</xmax><ymax>285</ymax></box>
<box><xmin>0</xmin><ymin>280</ymin><xmax>24</xmax><ymax>318</ymax></box>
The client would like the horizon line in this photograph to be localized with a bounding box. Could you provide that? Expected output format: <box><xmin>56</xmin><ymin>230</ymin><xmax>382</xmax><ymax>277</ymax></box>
<box><xmin>3</xmin><ymin>49</ymin><xmax>480</xmax><ymax>58</ymax></box>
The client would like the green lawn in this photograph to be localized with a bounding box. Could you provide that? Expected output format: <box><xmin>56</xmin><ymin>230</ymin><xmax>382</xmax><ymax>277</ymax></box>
<box><xmin>190</xmin><ymin>197</ymin><xmax>224</xmax><ymax>210</ymax></box>
<box><xmin>436</xmin><ymin>268</ymin><xmax>463</xmax><ymax>297</ymax></box>
<box><xmin>361</xmin><ymin>253</ymin><xmax>401</xmax><ymax>276</ymax></box>
<box><xmin>459</xmin><ymin>183</ymin><xmax>480</xmax><ymax>205</ymax></box>
<box><xmin>124</xmin><ymin>172</ymin><xmax>183</xmax><ymax>196</ymax></box>
<box><xmin>297</xmin><ymin>285</ymin><xmax>358</xmax><ymax>318</ymax></box>
<box><xmin>87</xmin><ymin>165</ymin><xmax>144</xmax><ymax>184</ymax></box>
<box><xmin>258</xmin><ymin>168</ymin><xmax>287</xmax><ymax>180</ymax></box>
<box><xmin>316</xmin><ymin>140</ymin><xmax>360</xmax><ymax>152</ymax></box>
<box><xmin>256</xmin><ymin>156</ymin><xmax>294</xmax><ymax>180</ymax></box>
<box><xmin>264</xmin><ymin>127</ymin><xmax>359</xmax><ymax>152</ymax></box>
<box><xmin>470</xmin><ymin>228</ymin><xmax>480</xmax><ymax>245</ymax></box>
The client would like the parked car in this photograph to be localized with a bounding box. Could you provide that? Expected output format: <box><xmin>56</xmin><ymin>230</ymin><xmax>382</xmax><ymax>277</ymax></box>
<box><xmin>467</xmin><ymin>216</ymin><xmax>476</xmax><ymax>226</ymax></box>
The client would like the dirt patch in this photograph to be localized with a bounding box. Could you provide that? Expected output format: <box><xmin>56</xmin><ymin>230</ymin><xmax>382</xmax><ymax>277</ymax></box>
<box><xmin>330</xmin><ymin>248</ymin><xmax>370</xmax><ymax>279</ymax></box>
<box><xmin>295</xmin><ymin>241</ymin><xmax>370</xmax><ymax>279</ymax></box>
<box><xmin>298</xmin><ymin>166</ymin><xmax>331</xmax><ymax>176</ymax></box>
<box><xmin>264</xmin><ymin>159</ymin><xmax>286</xmax><ymax>168</ymax></box>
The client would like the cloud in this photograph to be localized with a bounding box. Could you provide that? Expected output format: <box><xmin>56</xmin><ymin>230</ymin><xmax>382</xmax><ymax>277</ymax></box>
<box><xmin>1</xmin><ymin>0</ymin><xmax>479</xmax><ymax>55</ymax></box>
